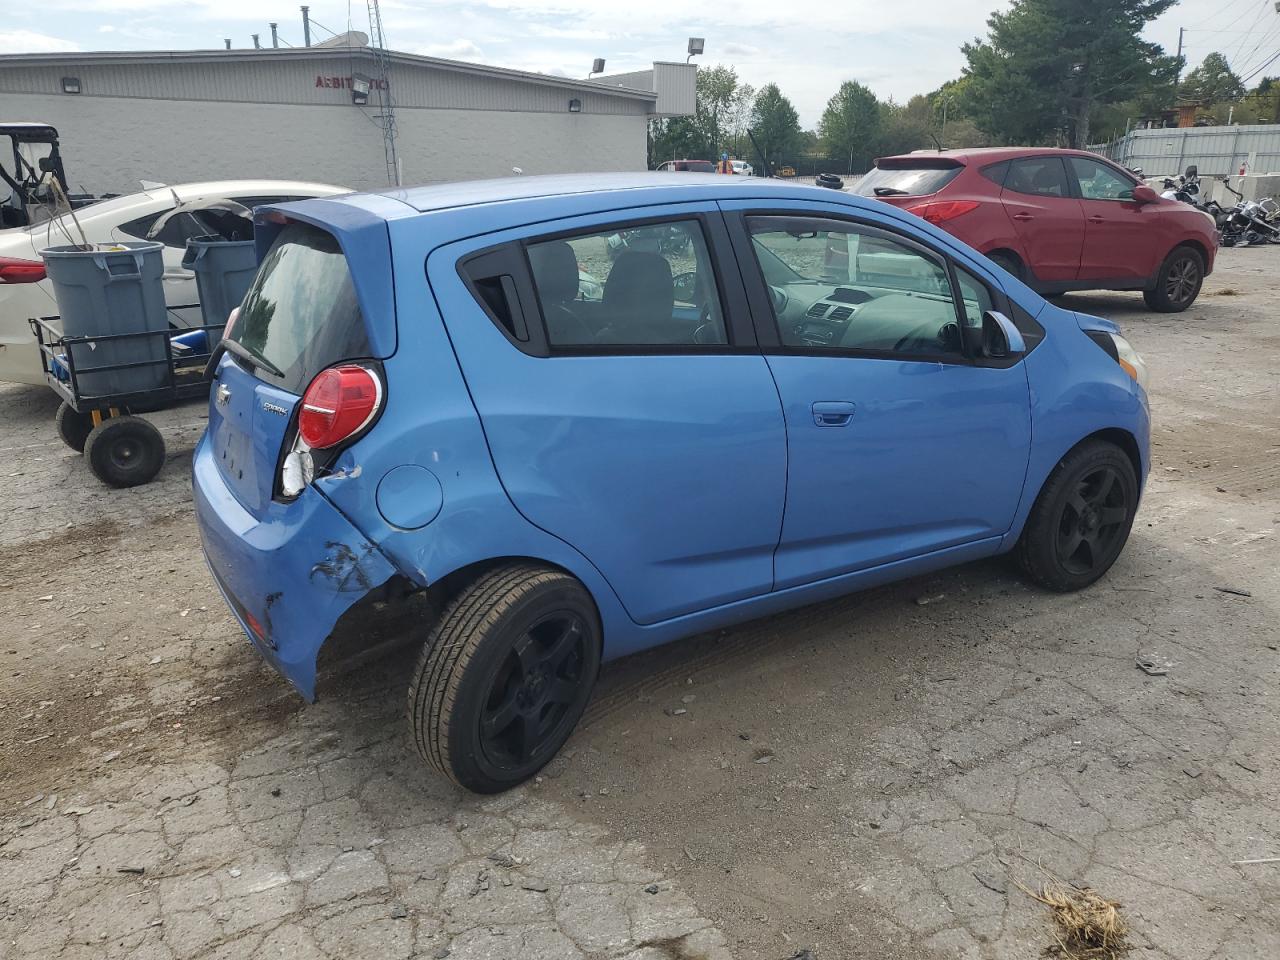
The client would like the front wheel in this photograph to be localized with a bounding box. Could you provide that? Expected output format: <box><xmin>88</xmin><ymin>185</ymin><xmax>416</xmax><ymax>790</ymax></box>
<box><xmin>83</xmin><ymin>415</ymin><xmax>166</xmax><ymax>487</ymax></box>
<box><xmin>1143</xmin><ymin>245</ymin><xmax>1203</xmax><ymax>312</ymax></box>
<box><xmin>1015</xmin><ymin>440</ymin><xmax>1138</xmax><ymax>592</ymax></box>
<box><xmin>408</xmin><ymin>564</ymin><xmax>601</xmax><ymax>793</ymax></box>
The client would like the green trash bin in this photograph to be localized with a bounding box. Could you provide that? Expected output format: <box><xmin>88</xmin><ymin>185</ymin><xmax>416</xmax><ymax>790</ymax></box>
<box><xmin>40</xmin><ymin>241</ymin><xmax>169</xmax><ymax>399</ymax></box>
<box><xmin>182</xmin><ymin>235</ymin><xmax>257</xmax><ymax>338</ymax></box>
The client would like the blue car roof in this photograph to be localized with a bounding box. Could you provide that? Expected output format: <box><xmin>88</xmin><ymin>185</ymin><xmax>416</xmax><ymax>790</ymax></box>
<box><xmin>302</xmin><ymin>172</ymin><xmax>883</xmax><ymax>221</ymax></box>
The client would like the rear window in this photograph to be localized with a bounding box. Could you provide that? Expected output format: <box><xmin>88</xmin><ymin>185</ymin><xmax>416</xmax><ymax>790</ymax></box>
<box><xmin>230</xmin><ymin>222</ymin><xmax>370</xmax><ymax>393</ymax></box>
<box><xmin>854</xmin><ymin>163</ymin><xmax>962</xmax><ymax>198</ymax></box>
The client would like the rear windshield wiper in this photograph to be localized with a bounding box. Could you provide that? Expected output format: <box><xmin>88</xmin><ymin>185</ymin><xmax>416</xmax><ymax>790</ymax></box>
<box><xmin>221</xmin><ymin>337</ymin><xmax>286</xmax><ymax>379</ymax></box>
<box><xmin>873</xmin><ymin>187</ymin><xmax>910</xmax><ymax>197</ymax></box>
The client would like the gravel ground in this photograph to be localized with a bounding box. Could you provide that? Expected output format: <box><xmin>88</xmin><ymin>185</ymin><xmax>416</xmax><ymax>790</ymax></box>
<box><xmin>0</xmin><ymin>246</ymin><xmax>1277</xmax><ymax>960</ymax></box>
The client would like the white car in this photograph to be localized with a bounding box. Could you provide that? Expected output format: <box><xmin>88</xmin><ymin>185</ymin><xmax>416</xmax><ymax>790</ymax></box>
<box><xmin>0</xmin><ymin>179</ymin><xmax>347</xmax><ymax>385</ymax></box>
<box><xmin>731</xmin><ymin>160</ymin><xmax>754</xmax><ymax>176</ymax></box>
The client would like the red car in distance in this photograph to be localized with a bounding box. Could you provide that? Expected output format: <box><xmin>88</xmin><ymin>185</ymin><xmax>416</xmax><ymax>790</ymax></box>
<box><xmin>855</xmin><ymin>147</ymin><xmax>1218</xmax><ymax>312</ymax></box>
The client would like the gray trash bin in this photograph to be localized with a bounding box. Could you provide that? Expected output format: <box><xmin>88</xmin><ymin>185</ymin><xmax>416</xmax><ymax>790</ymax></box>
<box><xmin>40</xmin><ymin>241</ymin><xmax>169</xmax><ymax>399</ymax></box>
<box><xmin>183</xmin><ymin>235</ymin><xmax>257</xmax><ymax>338</ymax></box>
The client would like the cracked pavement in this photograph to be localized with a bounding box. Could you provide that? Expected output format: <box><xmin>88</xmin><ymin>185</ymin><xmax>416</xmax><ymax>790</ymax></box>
<box><xmin>1</xmin><ymin>246</ymin><xmax>1278</xmax><ymax>959</ymax></box>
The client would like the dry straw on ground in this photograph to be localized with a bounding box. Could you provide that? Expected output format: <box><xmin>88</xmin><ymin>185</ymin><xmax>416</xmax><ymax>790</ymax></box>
<box><xmin>1014</xmin><ymin>872</ymin><xmax>1131</xmax><ymax>960</ymax></box>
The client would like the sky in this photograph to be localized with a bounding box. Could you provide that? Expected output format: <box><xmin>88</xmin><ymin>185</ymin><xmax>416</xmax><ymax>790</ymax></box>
<box><xmin>2</xmin><ymin>0</ymin><xmax>1275</xmax><ymax>127</ymax></box>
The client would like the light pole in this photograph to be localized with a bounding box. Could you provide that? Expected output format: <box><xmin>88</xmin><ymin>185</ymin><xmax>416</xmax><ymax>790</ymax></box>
<box><xmin>687</xmin><ymin>38</ymin><xmax>704</xmax><ymax>64</ymax></box>
<box><xmin>587</xmin><ymin>58</ymin><xmax>605</xmax><ymax>79</ymax></box>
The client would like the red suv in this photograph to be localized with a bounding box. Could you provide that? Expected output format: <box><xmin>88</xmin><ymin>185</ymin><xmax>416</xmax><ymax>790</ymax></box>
<box><xmin>855</xmin><ymin>147</ymin><xmax>1218</xmax><ymax>312</ymax></box>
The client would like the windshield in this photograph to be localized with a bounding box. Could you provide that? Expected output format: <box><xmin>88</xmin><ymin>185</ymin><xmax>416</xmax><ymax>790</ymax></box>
<box><xmin>854</xmin><ymin>164</ymin><xmax>962</xmax><ymax>197</ymax></box>
<box><xmin>230</xmin><ymin>222</ymin><xmax>370</xmax><ymax>393</ymax></box>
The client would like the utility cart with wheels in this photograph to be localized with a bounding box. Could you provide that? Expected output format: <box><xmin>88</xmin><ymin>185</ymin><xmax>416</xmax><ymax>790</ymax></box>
<box><xmin>30</xmin><ymin>311</ymin><xmax>223</xmax><ymax>487</ymax></box>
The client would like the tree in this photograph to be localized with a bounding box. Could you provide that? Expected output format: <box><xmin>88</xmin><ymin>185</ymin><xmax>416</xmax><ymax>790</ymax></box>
<box><xmin>750</xmin><ymin>84</ymin><xmax>802</xmax><ymax>167</ymax></box>
<box><xmin>818</xmin><ymin>81</ymin><xmax>882</xmax><ymax>173</ymax></box>
<box><xmin>960</xmin><ymin>0</ymin><xmax>1179</xmax><ymax>148</ymax></box>
<box><xmin>1180</xmin><ymin>52</ymin><xmax>1245</xmax><ymax>104</ymax></box>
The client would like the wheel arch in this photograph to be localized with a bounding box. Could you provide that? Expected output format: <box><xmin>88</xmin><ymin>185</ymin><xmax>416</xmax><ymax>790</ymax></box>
<box><xmin>1005</xmin><ymin>424</ymin><xmax>1146</xmax><ymax>553</ymax></box>
<box><xmin>317</xmin><ymin>553</ymin><xmax>614</xmax><ymax>689</ymax></box>
<box><xmin>1150</xmin><ymin>238</ymin><xmax>1209</xmax><ymax>286</ymax></box>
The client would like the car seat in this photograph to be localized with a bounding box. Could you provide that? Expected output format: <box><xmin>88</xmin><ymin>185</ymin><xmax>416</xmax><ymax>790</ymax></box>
<box><xmin>600</xmin><ymin>252</ymin><xmax>684</xmax><ymax>343</ymax></box>
<box><xmin>527</xmin><ymin>241</ymin><xmax>594</xmax><ymax>345</ymax></box>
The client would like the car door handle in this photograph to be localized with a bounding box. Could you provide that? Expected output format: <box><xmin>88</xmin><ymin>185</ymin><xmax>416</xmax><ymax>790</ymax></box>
<box><xmin>812</xmin><ymin>401</ymin><xmax>855</xmax><ymax>426</ymax></box>
<box><xmin>1088</xmin><ymin>215</ymin><xmax>1106</xmax><ymax>224</ymax></box>
<box><xmin>1012</xmin><ymin>212</ymin><xmax>1034</xmax><ymax>221</ymax></box>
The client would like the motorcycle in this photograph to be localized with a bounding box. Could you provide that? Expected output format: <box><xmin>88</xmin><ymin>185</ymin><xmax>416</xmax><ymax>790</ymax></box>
<box><xmin>1218</xmin><ymin>179</ymin><xmax>1280</xmax><ymax>247</ymax></box>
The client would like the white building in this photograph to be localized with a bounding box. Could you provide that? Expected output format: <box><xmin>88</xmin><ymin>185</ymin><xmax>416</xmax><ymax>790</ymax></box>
<box><xmin>0</xmin><ymin>44</ymin><xmax>695</xmax><ymax>195</ymax></box>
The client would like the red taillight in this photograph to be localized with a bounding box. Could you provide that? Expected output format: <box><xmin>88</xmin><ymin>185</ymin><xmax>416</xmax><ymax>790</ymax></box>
<box><xmin>0</xmin><ymin>256</ymin><xmax>46</xmax><ymax>284</ymax></box>
<box><xmin>297</xmin><ymin>365</ymin><xmax>382</xmax><ymax>449</ymax></box>
<box><xmin>906</xmin><ymin>200</ymin><xmax>980</xmax><ymax>225</ymax></box>
<box><xmin>221</xmin><ymin>305</ymin><xmax>240</xmax><ymax>341</ymax></box>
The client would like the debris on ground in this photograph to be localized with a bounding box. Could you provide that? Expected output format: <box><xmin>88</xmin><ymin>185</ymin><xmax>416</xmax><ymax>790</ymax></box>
<box><xmin>1213</xmin><ymin>586</ymin><xmax>1252</xmax><ymax>598</ymax></box>
<box><xmin>1017</xmin><ymin>873</ymin><xmax>1130</xmax><ymax>960</ymax></box>
<box><xmin>1135</xmin><ymin>656</ymin><xmax>1168</xmax><ymax>677</ymax></box>
<box><xmin>974</xmin><ymin>870</ymin><xmax>1007</xmax><ymax>894</ymax></box>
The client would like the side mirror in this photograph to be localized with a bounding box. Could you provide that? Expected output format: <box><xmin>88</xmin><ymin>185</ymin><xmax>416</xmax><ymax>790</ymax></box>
<box><xmin>980</xmin><ymin>310</ymin><xmax>1025</xmax><ymax>359</ymax></box>
<box><xmin>37</xmin><ymin>157</ymin><xmax>56</xmax><ymax>173</ymax></box>
<box><xmin>1130</xmin><ymin>184</ymin><xmax>1160</xmax><ymax>204</ymax></box>
<box><xmin>672</xmin><ymin>271</ymin><xmax>698</xmax><ymax>304</ymax></box>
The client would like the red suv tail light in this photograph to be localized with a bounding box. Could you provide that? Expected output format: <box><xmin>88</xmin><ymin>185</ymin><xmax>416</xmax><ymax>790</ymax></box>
<box><xmin>905</xmin><ymin>200</ymin><xmax>980</xmax><ymax>225</ymax></box>
<box><xmin>0</xmin><ymin>257</ymin><xmax>46</xmax><ymax>284</ymax></box>
<box><xmin>298</xmin><ymin>365</ymin><xmax>383</xmax><ymax>449</ymax></box>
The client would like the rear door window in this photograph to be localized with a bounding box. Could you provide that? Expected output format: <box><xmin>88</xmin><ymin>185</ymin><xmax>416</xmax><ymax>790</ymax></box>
<box><xmin>853</xmin><ymin>164</ymin><xmax>962</xmax><ymax>198</ymax></box>
<box><xmin>1005</xmin><ymin>157</ymin><xmax>1071</xmax><ymax>198</ymax></box>
<box><xmin>229</xmin><ymin>222</ymin><xmax>370</xmax><ymax>392</ymax></box>
<box><xmin>525</xmin><ymin>219</ymin><xmax>727</xmax><ymax>347</ymax></box>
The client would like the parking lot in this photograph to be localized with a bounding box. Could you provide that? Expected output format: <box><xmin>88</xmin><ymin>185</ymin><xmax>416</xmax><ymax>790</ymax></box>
<box><xmin>1</xmin><ymin>245</ymin><xmax>1277</xmax><ymax>960</ymax></box>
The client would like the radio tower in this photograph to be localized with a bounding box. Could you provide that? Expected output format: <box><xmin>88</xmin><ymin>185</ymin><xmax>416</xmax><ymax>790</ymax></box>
<box><xmin>367</xmin><ymin>0</ymin><xmax>400</xmax><ymax>186</ymax></box>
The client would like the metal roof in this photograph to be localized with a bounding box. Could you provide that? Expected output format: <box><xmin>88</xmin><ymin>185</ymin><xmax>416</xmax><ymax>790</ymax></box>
<box><xmin>0</xmin><ymin>48</ymin><xmax>657</xmax><ymax>102</ymax></box>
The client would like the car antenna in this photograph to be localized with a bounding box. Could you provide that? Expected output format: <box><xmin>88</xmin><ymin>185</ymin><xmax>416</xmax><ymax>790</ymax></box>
<box><xmin>928</xmin><ymin>132</ymin><xmax>943</xmax><ymax>152</ymax></box>
<box><xmin>747</xmin><ymin>128</ymin><xmax>773</xmax><ymax>179</ymax></box>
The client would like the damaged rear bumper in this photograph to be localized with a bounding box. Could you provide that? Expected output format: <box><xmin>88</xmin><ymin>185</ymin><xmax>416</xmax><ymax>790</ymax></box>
<box><xmin>192</xmin><ymin>433</ymin><xmax>397</xmax><ymax>701</ymax></box>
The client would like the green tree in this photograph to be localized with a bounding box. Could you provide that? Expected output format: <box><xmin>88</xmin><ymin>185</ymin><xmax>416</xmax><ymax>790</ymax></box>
<box><xmin>1180</xmin><ymin>52</ymin><xmax>1245</xmax><ymax>104</ymax></box>
<box><xmin>818</xmin><ymin>81</ymin><xmax>882</xmax><ymax>173</ymax></box>
<box><xmin>750</xmin><ymin>84</ymin><xmax>802</xmax><ymax>168</ymax></box>
<box><xmin>960</xmin><ymin>0</ymin><xmax>1179</xmax><ymax>147</ymax></box>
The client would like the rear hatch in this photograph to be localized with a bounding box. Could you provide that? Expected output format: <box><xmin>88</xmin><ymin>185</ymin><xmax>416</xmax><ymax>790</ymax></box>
<box><xmin>208</xmin><ymin>220</ymin><xmax>374</xmax><ymax>515</ymax></box>
<box><xmin>852</xmin><ymin>156</ymin><xmax>965</xmax><ymax>208</ymax></box>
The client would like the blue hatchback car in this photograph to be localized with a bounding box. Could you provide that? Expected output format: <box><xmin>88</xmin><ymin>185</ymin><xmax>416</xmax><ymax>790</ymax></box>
<box><xmin>194</xmin><ymin>173</ymin><xmax>1149</xmax><ymax>792</ymax></box>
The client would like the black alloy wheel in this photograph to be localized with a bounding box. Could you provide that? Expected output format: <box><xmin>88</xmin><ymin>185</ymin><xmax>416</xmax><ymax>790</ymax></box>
<box><xmin>408</xmin><ymin>564</ymin><xmax>601</xmax><ymax>793</ymax></box>
<box><xmin>478</xmin><ymin>613</ymin><xmax>588</xmax><ymax>768</ymax></box>
<box><xmin>1016</xmin><ymin>439</ymin><xmax>1138</xmax><ymax>592</ymax></box>
<box><xmin>1054</xmin><ymin>465</ymin><xmax>1129</xmax><ymax>576</ymax></box>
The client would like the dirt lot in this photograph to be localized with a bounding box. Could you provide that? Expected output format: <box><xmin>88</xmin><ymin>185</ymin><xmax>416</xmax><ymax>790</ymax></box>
<box><xmin>1</xmin><ymin>246</ymin><xmax>1277</xmax><ymax>960</ymax></box>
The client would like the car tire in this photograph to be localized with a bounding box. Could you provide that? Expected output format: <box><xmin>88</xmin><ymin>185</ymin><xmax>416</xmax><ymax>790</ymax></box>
<box><xmin>987</xmin><ymin>251</ymin><xmax>1024</xmax><ymax>281</ymax></box>
<box><xmin>1143</xmin><ymin>245</ymin><xmax>1203</xmax><ymax>312</ymax></box>
<box><xmin>54</xmin><ymin>402</ymin><xmax>94</xmax><ymax>453</ymax></box>
<box><xmin>1015</xmin><ymin>440</ymin><xmax>1138</xmax><ymax>592</ymax></box>
<box><xmin>408</xmin><ymin>563</ymin><xmax>601</xmax><ymax>793</ymax></box>
<box><xmin>83</xmin><ymin>415</ymin><xmax>166</xmax><ymax>487</ymax></box>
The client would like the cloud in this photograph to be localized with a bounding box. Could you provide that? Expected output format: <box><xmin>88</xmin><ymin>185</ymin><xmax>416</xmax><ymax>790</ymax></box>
<box><xmin>0</xmin><ymin>29</ymin><xmax>81</xmax><ymax>52</ymax></box>
<box><xmin>415</xmin><ymin>39</ymin><xmax>483</xmax><ymax>60</ymax></box>
<box><xmin>721</xmin><ymin>42</ymin><xmax>761</xmax><ymax>57</ymax></box>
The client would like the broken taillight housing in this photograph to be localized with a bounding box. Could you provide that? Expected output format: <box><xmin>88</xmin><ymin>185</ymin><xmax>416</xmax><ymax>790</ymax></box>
<box><xmin>297</xmin><ymin>364</ymin><xmax>383</xmax><ymax>450</ymax></box>
<box><xmin>0</xmin><ymin>256</ymin><xmax>46</xmax><ymax>284</ymax></box>
<box><xmin>904</xmin><ymin>199</ymin><xmax>980</xmax><ymax>225</ymax></box>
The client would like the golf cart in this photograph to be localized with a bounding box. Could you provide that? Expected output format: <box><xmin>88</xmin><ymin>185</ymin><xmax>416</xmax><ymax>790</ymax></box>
<box><xmin>1</xmin><ymin>122</ymin><xmax>99</xmax><ymax>229</ymax></box>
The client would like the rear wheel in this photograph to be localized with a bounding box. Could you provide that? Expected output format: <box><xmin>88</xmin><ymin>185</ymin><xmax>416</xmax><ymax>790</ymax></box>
<box><xmin>84</xmin><ymin>415</ymin><xmax>166</xmax><ymax>487</ymax></box>
<box><xmin>408</xmin><ymin>564</ymin><xmax>601</xmax><ymax>793</ymax></box>
<box><xmin>1016</xmin><ymin>440</ymin><xmax>1138</xmax><ymax>592</ymax></box>
<box><xmin>987</xmin><ymin>250</ymin><xmax>1024</xmax><ymax>281</ymax></box>
<box><xmin>54</xmin><ymin>403</ymin><xmax>93</xmax><ymax>453</ymax></box>
<box><xmin>1143</xmin><ymin>245</ymin><xmax>1203</xmax><ymax>312</ymax></box>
